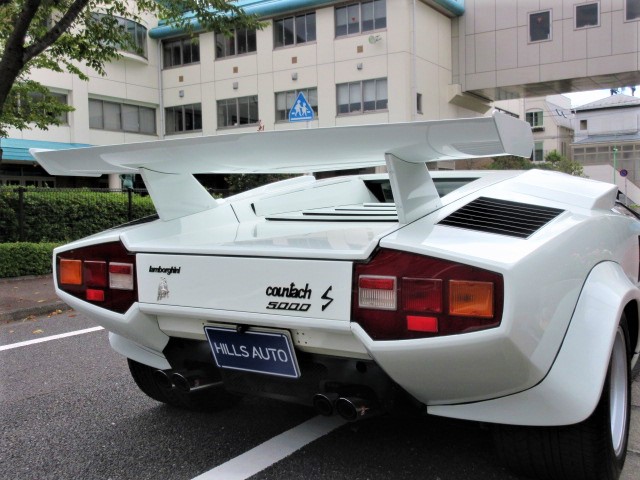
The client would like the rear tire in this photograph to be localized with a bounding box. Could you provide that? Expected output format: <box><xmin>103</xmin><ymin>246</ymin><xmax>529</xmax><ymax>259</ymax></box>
<box><xmin>127</xmin><ymin>359</ymin><xmax>241</xmax><ymax>411</ymax></box>
<box><xmin>493</xmin><ymin>316</ymin><xmax>631</xmax><ymax>480</ymax></box>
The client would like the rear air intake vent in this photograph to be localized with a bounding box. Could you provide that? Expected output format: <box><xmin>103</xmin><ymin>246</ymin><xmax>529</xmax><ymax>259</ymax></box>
<box><xmin>438</xmin><ymin>197</ymin><xmax>564</xmax><ymax>239</ymax></box>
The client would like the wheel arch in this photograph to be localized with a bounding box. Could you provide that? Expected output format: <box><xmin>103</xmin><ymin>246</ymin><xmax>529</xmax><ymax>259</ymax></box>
<box><xmin>623</xmin><ymin>299</ymin><xmax>640</xmax><ymax>369</ymax></box>
<box><xmin>429</xmin><ymin>261</ymin><xmax>640</xmax><ymax>426</ymax></box>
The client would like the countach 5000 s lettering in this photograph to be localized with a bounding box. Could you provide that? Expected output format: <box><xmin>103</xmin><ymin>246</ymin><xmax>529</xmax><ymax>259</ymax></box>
<box><xmin>34</xmin><ymin>114</ymin><xmax>640</xmax><ymax>480</ymax></box>
<box><xmin>266</xmin><ymin>282</ymin><xmax>312</xmax><ymax>311</ymax></box>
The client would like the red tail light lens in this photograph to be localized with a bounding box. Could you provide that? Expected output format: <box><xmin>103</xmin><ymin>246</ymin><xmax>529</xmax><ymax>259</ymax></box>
<box><xmin>352</xmin><ymin>249</ymin><xmax>503</xmax><ymax>340</ymax></box>
<box><xmin>56</xmin><ymin>241</ymin><xmax>137</xmax><ymax>314</ymax></box>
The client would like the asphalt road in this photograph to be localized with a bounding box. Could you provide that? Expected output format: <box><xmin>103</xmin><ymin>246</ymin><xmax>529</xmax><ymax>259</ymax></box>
<box><xmin>1</xmin><ymin>310</ymin><xmax>638</xmax><ymax>480</ymax></box>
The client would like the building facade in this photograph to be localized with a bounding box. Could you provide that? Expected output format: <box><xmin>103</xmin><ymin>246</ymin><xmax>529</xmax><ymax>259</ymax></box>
<box><xmin>572</xmin><ymin>93</ymin><xmax>640</xmax><ymax>192</ymax></box>
<box><xmin>3</xmin><ymin>0</ymin><xmax>483</xmax><ymax>187</ymax></box>
<box><xmin>4</xmin><ymin>0</ymin><xmax>640</xmax><ymax>187</ymax></box>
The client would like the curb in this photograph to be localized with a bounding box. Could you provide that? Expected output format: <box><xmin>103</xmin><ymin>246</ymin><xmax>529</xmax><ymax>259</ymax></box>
<box><xmin>0</xmin><ymin>302</ymin><xmax>70</xmax><ymax>325</ymax></box>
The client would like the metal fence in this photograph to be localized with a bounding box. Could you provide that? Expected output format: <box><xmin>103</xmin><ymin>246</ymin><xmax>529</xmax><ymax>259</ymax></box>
<box><xmin>0</xmin><ymin>187</ymin><xmax>157</xmax><ymax>243</ymax></box>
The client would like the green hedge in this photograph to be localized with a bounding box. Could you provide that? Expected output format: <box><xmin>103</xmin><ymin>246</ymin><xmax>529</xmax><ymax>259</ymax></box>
<box><xmin>0</xmin><ymin>243</ymin><xmax>60</xmax><ymax>278</ymax></box>
<box><xmin>0</xmin><ymin>188</ymin><xmax>156</xmax><ymax>243</ymax></box>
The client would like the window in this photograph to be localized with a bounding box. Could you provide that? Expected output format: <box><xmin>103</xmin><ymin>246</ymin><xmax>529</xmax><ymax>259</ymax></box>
<box><xmin>92</xmin><ymin>14</ymin><xmax>147</xmax><ymax>58</ymax></box>
<box><xmin>533</xmin><ymin>142</ymin><xmax>544</xmax><ymax>162</ymax></box>
<box><xmin>416</xmin><ymin>93</ymin><xmax>423</xmax><ymax>114</ymax></box>
<box><xmin>163</xmin><ymin>37</ymin><xmax>200</xmax><ymax>68</ymax></box>
<box><xmin>216</xmin><ymin>29</ymin><xmax>257</xmax><ymax>58</ymax></box>
<box><xmin>335</xmin><ymin>0</ymin><xmax>386</xmax><ymax>37</ymax></box>
<box><xmin>165</xmin><ymin>104</ymin><xmax>202</xmax><ymax>134</ymax></box>
<box><xmin>525</xmin><ymin>110</ymin><xmax>543</xmax><ymax>128</ymax></box>
<box><xmin>217</xmin><ymin>96</ymin><xmax>259</xmax><ymax>128</ymax></box>
<box><xmin>580</xmin><ymin>119</ymin><xmax>588</xmax><ymax>130</ymax></box>
<box><xmin>575</xmin><ymin>2</ymin><xmax>599</xmax><ymax>29</ymax></box>
<box><xmin>626</xmin><ymin>0</ymin><xmax>640</xmax><ymax>21</ymax></box>
<box><xmin>529</xmin><ymin>10</ymin><xmax>551</xmax><ymax>42</ymax></box>
<box><xmin>337</xmin><ymin>78</ymin><xmax>388</xmax><ymax>114</ymax></box>
<box><xmin>27</xmin><ymin>91</ymin><xmax>69</xmax><ymax>124</ymax></box>
<box><xmin>274</xmin><ymin>12</ymin><xmax>316</xmax><ymax>47</ymax></box>
<box><xmin>90</xmin><ymin>99</ymin><xmax>156</xmax><ymax>134</ymax></box>
<box><xmin>275</xmin><ymin>88</ymin><xmax>318</xmax><ymax>121</ymax></box>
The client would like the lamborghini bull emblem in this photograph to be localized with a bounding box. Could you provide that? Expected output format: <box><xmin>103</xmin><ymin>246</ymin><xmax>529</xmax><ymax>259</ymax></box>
<box><xmin>157</xmin><ymin>277</ymin><xmax>169</xmax><ymax>301</ymax></box>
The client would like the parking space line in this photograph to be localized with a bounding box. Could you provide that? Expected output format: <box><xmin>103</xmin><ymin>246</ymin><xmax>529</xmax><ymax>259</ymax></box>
<box><xmin>0</xmin><ymin>326</ymin><xmax>104</xmax><ymax>352</ymax></box>
<box><xmin>192</xmin><ymin>415</ymin><xmax>346</xmax><ymax>480</ymax></box>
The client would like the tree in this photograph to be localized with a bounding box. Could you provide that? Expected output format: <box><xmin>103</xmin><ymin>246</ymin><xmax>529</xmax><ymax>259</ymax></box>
<box><xmin>486</xmin><ymin>151</ymin><xmax>583</xmax><ymax>176</ymax></box>
<box><xmin>0</xmin><ymin>1</ymin><xmax>263</xmax><ymax>146</ymax></box>
<box><xmin>544</xmin><ymin>150</ymin><xmax>584</xmax><ymax>176</ymax></box>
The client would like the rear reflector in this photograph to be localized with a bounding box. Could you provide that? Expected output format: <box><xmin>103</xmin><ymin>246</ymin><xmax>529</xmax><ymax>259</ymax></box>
<box><xmin>407</xmin><ymin>315</ymin><xmax>438</xmax><ymax>333</ymax></box>
<box><xmin>60</xmin><ymin>259</ymin><xmax>82</xmax><ymax>285</ymax></box>
<box><xmin>86</xmin><ymin>289</ymin><xmax>105</xmax><ymax>302</ymax></box>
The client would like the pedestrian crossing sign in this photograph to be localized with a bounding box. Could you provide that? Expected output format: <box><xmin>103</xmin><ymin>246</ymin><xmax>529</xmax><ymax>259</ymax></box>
<box><xmin>288</xmin><ymin>92</ymin><xmax>315</xmax><ymax>122</ymax></box>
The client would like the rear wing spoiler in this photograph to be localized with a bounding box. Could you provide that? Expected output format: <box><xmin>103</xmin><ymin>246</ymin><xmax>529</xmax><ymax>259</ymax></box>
<box><xmin>32</xmin><ymin>113</ymin><xmax>533</xmax><ymax>223</ymax></box>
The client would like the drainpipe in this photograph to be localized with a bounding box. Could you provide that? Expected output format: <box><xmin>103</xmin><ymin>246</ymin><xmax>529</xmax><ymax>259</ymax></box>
<box><xmin>158</xmin><ymin>39</ymin><xmax>165</xmax><ymax>140</ymax></box>
<box><xmin>412</xmin><ymin>0</ymin><xmax>417</xmax><ymax>121</ymax></box>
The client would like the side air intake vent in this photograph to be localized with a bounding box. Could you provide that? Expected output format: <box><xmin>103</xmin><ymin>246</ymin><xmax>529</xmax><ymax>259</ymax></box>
<box><xmin>438</xmin><ymin>197</ymin><xmax>564</xmax><ymax>239</ymax></box>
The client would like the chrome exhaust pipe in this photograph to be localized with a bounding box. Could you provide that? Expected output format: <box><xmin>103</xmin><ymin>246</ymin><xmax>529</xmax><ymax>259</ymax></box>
<box><xmin>313</xmin><ymin>392</ymin><xmax>339</xmax><ymax>416</ymax></box>
<box><xmin>171</xmin><ymin>371</ymin><xmax>222</xmax><ymax>393</ymax></box>
<box><xmin>154</xmin><ymin>369</ymin><xmax>173</xmax><ymax>389</ymax></box>
<box><xmin>335</xmin><ymin>397</ymin><xmax>375</xmax><ymax>422</ymax></box>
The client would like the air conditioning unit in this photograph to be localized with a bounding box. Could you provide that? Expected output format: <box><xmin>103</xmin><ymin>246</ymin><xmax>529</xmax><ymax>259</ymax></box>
<box><xmin>532</xmin><ymin>126</ymin><xmax>545</xmax><ymax>132</ymax></box>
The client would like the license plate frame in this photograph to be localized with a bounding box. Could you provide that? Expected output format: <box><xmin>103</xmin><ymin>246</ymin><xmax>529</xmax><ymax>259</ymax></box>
<box><xmin>204</xmin><ymin>326</ymin><xmax>300</xmax><ymax>379</ymax></box>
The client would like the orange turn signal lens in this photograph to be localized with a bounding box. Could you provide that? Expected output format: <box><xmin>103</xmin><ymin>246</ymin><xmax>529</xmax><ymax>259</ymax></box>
<box><xmin>449</xmin><ymin>280</ymin><xmax>494</xmax><ymax>318</ymax></box>
<box><xmin>59</xmin><ymin>259</ymin><xmax>82</xmax><ymax>286</ymax></box>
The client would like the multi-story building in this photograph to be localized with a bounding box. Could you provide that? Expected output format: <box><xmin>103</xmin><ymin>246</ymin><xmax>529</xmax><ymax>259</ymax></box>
<box><xmin>3</xmin><ymin>0</ymin><xmax>481</xmax><ymax>187</ymax></box>
<box><xmin>3</xmin><ymin>0</ymin><xmax>640</xmax><ymax>188</ymax></box>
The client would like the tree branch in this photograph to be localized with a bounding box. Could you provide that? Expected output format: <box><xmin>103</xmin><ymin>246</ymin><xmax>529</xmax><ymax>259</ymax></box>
<box><xmin>23</xmin><ymin>0</ymin><xmax>91</xmax><ymax>63</ymax></box>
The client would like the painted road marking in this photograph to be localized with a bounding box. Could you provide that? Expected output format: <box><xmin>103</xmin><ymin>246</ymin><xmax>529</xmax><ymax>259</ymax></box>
<box><xmin>192</xmin><ymin>415</ymin><xmax>346</xmax><ymax>480</ymax></box>
<box><xmin>0</xmin><ymin>326</ymin><xmax>104</xmax><ymax>352</ymax></box>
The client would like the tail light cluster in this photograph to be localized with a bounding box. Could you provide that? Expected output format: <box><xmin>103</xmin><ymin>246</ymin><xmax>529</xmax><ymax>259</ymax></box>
<box><xmin>352</xmin><ymin>249</ymin><xmax>503</xmax><ymax>340</ymax></box>
<box><xmin>56</xmin><ymin>241</ymin><xmax>137</xmax><ymax>314</ymax></box>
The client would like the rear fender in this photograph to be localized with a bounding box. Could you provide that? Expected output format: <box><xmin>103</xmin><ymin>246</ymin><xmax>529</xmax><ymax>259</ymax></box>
<box><xmin>428</xmin><ymin>261</ymin><xmax>640</xmax><ymax>426</ymax></box>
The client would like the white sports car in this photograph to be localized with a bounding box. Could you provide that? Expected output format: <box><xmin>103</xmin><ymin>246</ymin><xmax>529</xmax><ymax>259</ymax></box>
<box><xmin>34</xmin><ymin>114</ymin><xmax>639</xmax><ymax>480</ymax></box>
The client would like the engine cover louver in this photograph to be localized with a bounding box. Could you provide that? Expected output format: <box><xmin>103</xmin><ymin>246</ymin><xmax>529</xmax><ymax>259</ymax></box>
<box><xmin>438</xmin><ymin>197</ymin><xmax>564</xmax><ymax>239</ymax></box>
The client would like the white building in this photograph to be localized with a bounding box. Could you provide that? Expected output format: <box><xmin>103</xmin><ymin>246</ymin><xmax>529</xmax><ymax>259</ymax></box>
<box><xmin>4</xmin><ymin>0</ymin><xmax>640</xmax><ymax>187</ymax></box>
<box><xmin>572</xmin><ymin>93</ymin><xmax>640</xmax><ymax>200</ymax></box>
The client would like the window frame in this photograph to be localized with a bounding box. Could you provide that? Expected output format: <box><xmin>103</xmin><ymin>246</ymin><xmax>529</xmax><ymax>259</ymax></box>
<box><xmin>275</xmin><ymin>88</ymin><xmax>319</xmax><ymax>122</ymax></box>
<box><xmin>528</xmin><ymin>9</ymin><xmax>552</xmax><ymax>43</ymax></box>
<box><xmin>575</xmin><ymin>2</ymin><xmax>600</xmax><ymax>29</ymax></box>
<box><xmin>625</xmin><ymin>0</ymin><xmax>640</xmax><ymax>21</ymax></box>
<box><xmin>336</xmin><ymin>78</ymin><xmax>388</xmax><ymax>115</ymax></box>
<box><xmin>525</xmin><ymin>110</ymin><xmax>544</xmax><ymax>128</ymax></box>
<box><xmin>335</xmin><ymin>0</ymin><xmax>387</xmax><ymax>38</ymax></box>
<box><xmin>217</xmin><ymin>96</ymin><xmax>260</xmax><ymax>129</ymax></box>
<box><xmin>164</xmin><ymin>103</ymin><xmax>202</xmax><ymax>135</ymax></box>
<box><xmin>27</xmin><ymin>91</ymin><xmax>69</xmax><ymax>124</ymax></box>
<box><xmin>90</xmin><ymin>98</ymin><xmax>157</xmax><ymax>134</ymax></box>
<box><xmin>92</xmin><ymin>13</ymin><xmax>148</xmax><ymax>59</ymax></box>
<box><xmin>162</xmin><ymin>36</ymin><xmax>200</xmax><ymax>69</ymax></box>
<box><xmin>274</xmin><ymin>11</ymin><xmax>317</xmax><ymax>48</ymax></box>
<box><xmin>533</xmin><ymin>141</ymin><xmax>545</xmax><ymax>162</ymax></box>
<box><xmin>215</xmin><ymin>29</ymin><xmax>257</xmax><ymax>59</ymax></box>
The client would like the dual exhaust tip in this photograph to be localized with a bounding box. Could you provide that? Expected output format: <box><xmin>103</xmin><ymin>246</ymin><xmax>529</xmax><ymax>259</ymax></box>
<box><xmin>313</xmin><ymin>392</ymin><xmax>377</xmax><ymax>422</ymax></box>
<box><xmin>154</xmin><ymin>369</ymin><xmax>220</xmax><ymax>393</ymax></box>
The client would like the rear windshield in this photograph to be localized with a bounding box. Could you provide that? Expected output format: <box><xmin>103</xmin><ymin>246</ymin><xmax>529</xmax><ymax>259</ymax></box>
<box><xmin>364</xmin><ymin>177</ymin><xmax>478</xmax><ymax>202</ymax></box>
